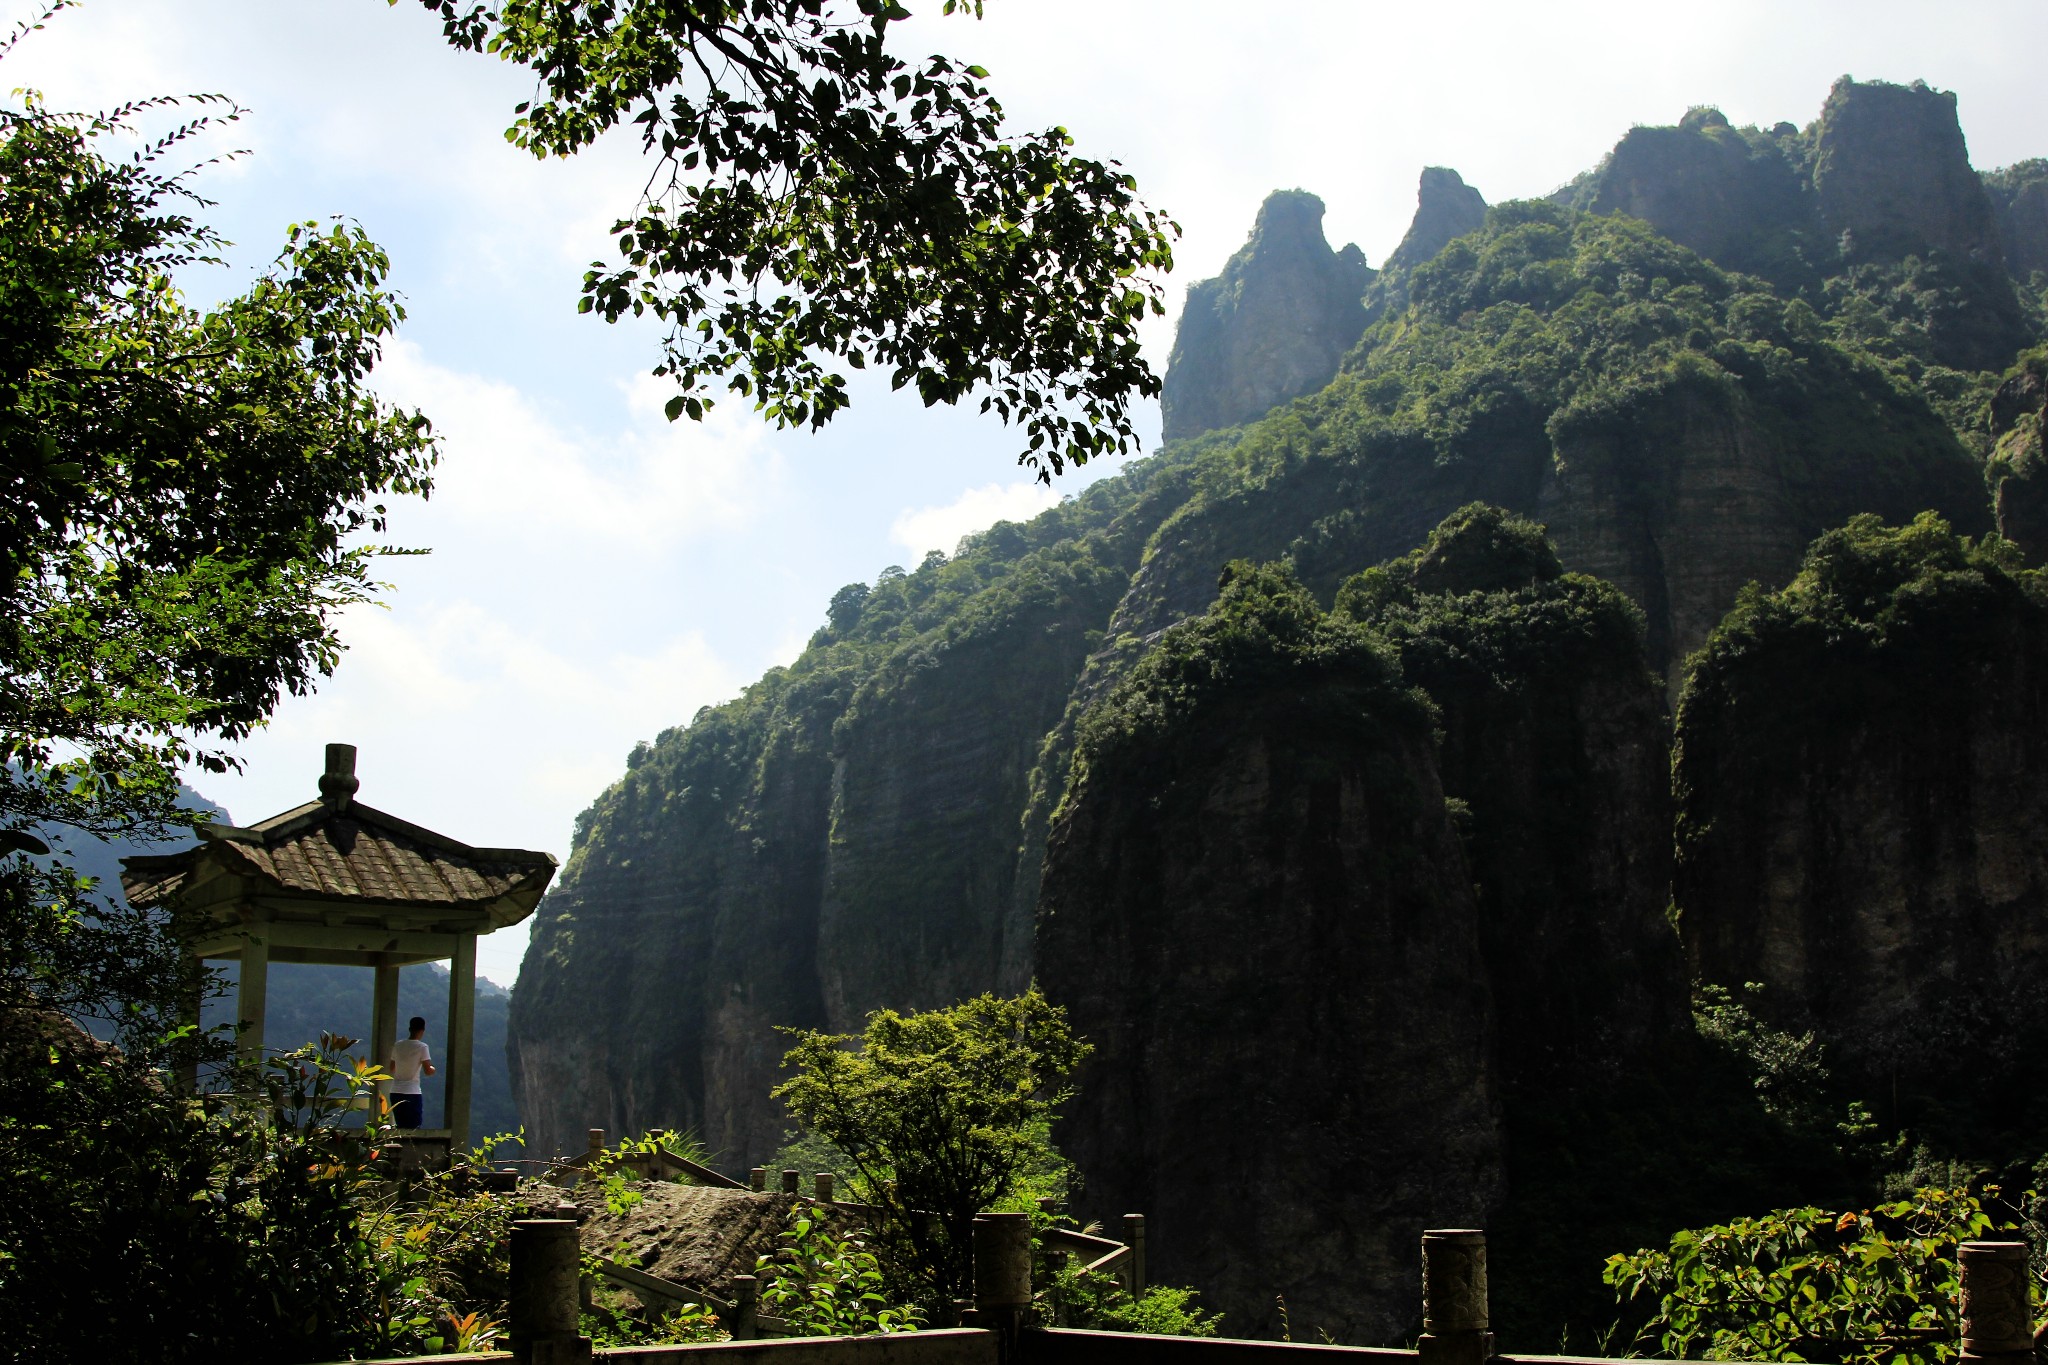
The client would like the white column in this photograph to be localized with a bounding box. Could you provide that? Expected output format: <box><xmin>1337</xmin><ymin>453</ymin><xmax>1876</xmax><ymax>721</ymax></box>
<box><xmin>370</xmin><ymin>958</ymin><xmax>400</xmax><ymax>1117</ymax></box>
<box><xmin>235</xmin><ymin>931</ymin><xmax>269</xmax><ymax>1098</ymax></box>
<box><xmin>445</xmin><ymin>936</ymin><xmax>477</xmax><ymax>1149</ymax></box>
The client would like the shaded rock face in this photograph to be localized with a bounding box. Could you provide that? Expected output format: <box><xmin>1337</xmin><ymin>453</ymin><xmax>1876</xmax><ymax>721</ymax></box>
<box><xmin>512</xmin><ymin>701</ymin><xmax>835</xmax><ymax>1163</ymax></box>
<box><xmin>1813</xmin><ymin>78</ymin><xmax>2002</xmax><ymax>265</ymax></box>
<box><xmin>1335</xmin><ymin>513</ymin><xmax>1694</xmax><ymax>1335</ymax></box>
<box><xmin>1161</xmin><ymin>191</ymin><xmax>1372</xmax><ymax>443</ymax></box>
<box><xmin>1383</xmin><ymin>168</ymin><xmax>1488</xmax><ymax>274</ymax></box>
<box><xmin>1538</xmin><ymin>382</ymin><xmax>1816</xmax><ymax>678</ymax></box>
<box><xmin>1039</xmin><ymin>662</ymin><xmax>1500</xmax><ymax>1344</ymax></box>
<box><xmin>1989</xmin><ymin>353</ymin><xmax>2048</xmax><ymax>561</ymax></box>
<box><xmin>1985</xmin><ymin>161</ymin><xmax>2048</xmax><ymax>278</ymax></box>
<box><xmin>1675</xmin><ymin>538</ymin><xmax>2048</xmax><ymax>1143</ymax></box>
<box><xmin>1587</xmin><ymin>109</ymin><xmax>1812</xmax><ymax>275</ymax></box>
<box><xmin>815</xmin><ymin>565</ymin><xmax>1128</xmax><ymax>1029</ymax></box>
<box><xmin>510</xmin><ymin>532</ymin><xmax>1163</xmax><ymax>1164</ymax></box>
<box><xmin>1111</xmin><ymin>361</ymin><xmax>1983</xmax><ymax>690</ymax></box>
<box><xmin>1401</xmin><ymin>620</ymin><xmax>1683</xmax><ymax>1097</ymax></box>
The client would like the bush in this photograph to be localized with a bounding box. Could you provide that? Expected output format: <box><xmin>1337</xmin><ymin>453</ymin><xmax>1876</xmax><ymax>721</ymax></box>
<box><xmin>1604</xmin><ymin>1185</ymin><xmax>2027</xmax><ymax>1364</ymax></box>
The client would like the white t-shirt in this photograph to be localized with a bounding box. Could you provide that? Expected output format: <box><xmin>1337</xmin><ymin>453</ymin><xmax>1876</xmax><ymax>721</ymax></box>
<box><xmin>389</xmin><ymin>1038</ymin><xmax>432</xmax><ymax>1095</ymax></box>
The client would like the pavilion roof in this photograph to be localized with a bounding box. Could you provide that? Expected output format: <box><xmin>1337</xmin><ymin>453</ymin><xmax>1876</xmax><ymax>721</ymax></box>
<box><xmin>120</xmin><ymin>746</ymin><xmax>557</xmax><ymax>933</ymax></box>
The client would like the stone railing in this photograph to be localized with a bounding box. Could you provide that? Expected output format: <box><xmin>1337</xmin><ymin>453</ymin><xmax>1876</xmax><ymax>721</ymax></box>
<box><xmin>320</xmin><ymin>1218</ymin><xmax>2035</xmax><ymax>1365</ymax></box>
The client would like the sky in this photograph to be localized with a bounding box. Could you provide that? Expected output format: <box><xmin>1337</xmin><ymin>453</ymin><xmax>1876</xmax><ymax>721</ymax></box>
<box><xmin>14</xmin><ymin>0</ymin><xmax>2048</xmax><ymax>986</ymax></box>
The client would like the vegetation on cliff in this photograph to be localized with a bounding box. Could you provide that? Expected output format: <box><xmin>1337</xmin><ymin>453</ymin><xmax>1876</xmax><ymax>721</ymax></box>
<box><xmin>523</xmin><ymin>74</ymin><xmax>2048</xmax><ymax>1351</ymax></box>
<box><xmin>774</xmin><ymin>986</ymin><xmax>1087</xmax><ymax>1312</ymax></box>
<box><xmin>1674</xmin><ymin>512</ymin><xmax>2048</xmax><ymax>1175</ymax></box>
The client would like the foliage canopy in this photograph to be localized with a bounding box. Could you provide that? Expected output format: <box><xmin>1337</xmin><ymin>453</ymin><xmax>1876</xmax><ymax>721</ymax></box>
<box><xmin>773</xmin><ymin>986</ymin><xmax>1088</xmax><ymax>1311</ymax></box>
<box><xmin>416</xmin><ymin>0</ymin><xmax>1177</xmax><ymax>478</ymax></box>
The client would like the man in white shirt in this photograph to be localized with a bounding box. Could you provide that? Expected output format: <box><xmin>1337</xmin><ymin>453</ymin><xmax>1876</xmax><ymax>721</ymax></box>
<box><xmin>388</xmin><ymin>1015</ymin><xmax>436</xmax><ymax>1130</ymax></box>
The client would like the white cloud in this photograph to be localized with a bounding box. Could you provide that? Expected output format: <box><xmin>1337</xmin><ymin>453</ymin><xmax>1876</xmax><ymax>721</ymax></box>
<box><xmin>891</xmin><ymin>482</ymin><xmax>1061</xmax><ymax>560</ymax></box>
<box><xmin>370</xmin><ymin>341</ymin><xmax>778</xmax><ymax>553</ymax></box>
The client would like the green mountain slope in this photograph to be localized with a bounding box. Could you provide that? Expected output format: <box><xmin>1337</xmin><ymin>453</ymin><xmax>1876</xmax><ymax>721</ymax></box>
<box><xmin>511</xmin><ymin>74</ymin><xmax>2048</xmax><ymax>1343</ymax></box>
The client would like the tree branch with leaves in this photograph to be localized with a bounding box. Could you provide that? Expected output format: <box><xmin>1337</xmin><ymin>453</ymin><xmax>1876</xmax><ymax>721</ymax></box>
<box><xmin>415</xmin><ymin>0</ymin><xmax>1178</xmax><ymax>479</ymax></box>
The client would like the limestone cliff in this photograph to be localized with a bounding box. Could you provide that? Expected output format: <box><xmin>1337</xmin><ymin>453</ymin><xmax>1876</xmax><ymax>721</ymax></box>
<box><xmin>510</xmin><ymin>482</ymin><xmax>1194</xmax><ymax>1163</ymax></box>
<box><xmin>1675</xmin><ymin>514</ymin><xmax>2048</xmax><ymax>1152</ymax></box>
<box><xmin>1160</xmin><ymin>191</ymin><xmax>1371</xmax><ymax>442</ymax></box>
<box><xmin>1120</xmin><ymin>210</ymin><xmax>1989</xmax><ymax>683</ymax></box>
<box><xmin>1384</xmin><ymin>168</ymin><xmax>1488</xmax><ymax>274</ymax></box>
<box><xmin>513</xmin><ymin>73</ymin><xmax>2044</xmax><ymax>1344</ymax></box>
<box><xmin>1584</xmin><ymin>108</ymin><xmax>1814</xmax><ymax>284</ymax></box>
<box><xmin>1987</xmin><ymin>349</ymin><xmax>2048</xmax><ymax>560</ymax></box>
<box><xmin>1984</xmin><ymin>160</ymin><xmax>2048</xmax><ymax>278</ymax></box>
<box><xmin>1812</xmin><ymin>78</ymin><xmax>2002</xmax><ymax>266</ymax></box>
<box><xmin>1038</xmin><ymin>565</ymin><xmax>1501</xmax><ymax>1343</ymax></box>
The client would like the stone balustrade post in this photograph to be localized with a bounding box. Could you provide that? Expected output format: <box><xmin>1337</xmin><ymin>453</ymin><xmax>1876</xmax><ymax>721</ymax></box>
<box><xmin>1123</xmin><ymin>1213</ymin><xmax>1148</xmax><ymax>1295</ymax></box>
<box><xmin>814</xmin><ymin>1171</ymin><xmax>835</xmax><ymax>1202</ymax></box>
<box><xmin>781</xmin><ymin>1167</ymin><xmax>801</xmax><ymax>1196</ymax></box>
<box><xmin>1417</xmin><ymin>1229</ymin><xmax>1492</xmax><ymax>1365</ymax></box>
<box><xmin>1960</xmin><ymin>1241</ymin><xmax>2034</xmax><ymax>1365</ymax></box>
<box><xmin>730</xmin><ymin>1272</ymin><xmax>761</xmax><ymax>1341</ymax></box>
<box><xmin>975</xmin><ymin>1210</ymin><xmax>1033</xmax><ymax>1360</ymax></box>
<box><xmin>510</xmin><ymin>1218</ymin><xmax>590</xmax><ymax>1365</ymax></box>
<box><xmin>750</xmin><ymin>1166</ymin><xmax>767</xmax><ymax>1192</ymax></box>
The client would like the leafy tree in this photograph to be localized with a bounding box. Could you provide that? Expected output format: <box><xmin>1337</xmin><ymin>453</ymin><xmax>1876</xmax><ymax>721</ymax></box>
<box><xmin>0</xmin><ymin>6</ymin><xmax>435</xmax><ymax>1058</ymax></box>
<box><xmin>414</xmin><ymin>0</ymin><xmax>1177</xmax><ymax>478</ymax></box>
<box><xmin>1604</xmin><ymin>1185</ymin><xmax>2025</xmax><ymax>1365</ymax></box>
<box><xmin>773</xmin><ymin>986</ymin><xmax>1088</xmax><ymax>1312</ymax></box>
<box><xmin>0</xmin><ymin>11</ymin><xmax>440</xmax><ymax>1358</ymax></box>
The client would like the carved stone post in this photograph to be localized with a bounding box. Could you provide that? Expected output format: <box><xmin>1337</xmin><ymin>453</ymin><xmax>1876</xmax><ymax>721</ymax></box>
<box><xmin>814</xmin><ymin>1171</ymin><xmax>835</xmax><ymax>1202</ymax></box>
<box><xmin>730</xmin><ymin>1273</ymin><xmax>761</xmax><ymax>1341</ymax></box>
<box><xmin>510</xmin><ymin>1219</ymin><xmax>590</xmax><ymax>1365</ymax></box>
<box><xmin>750</xmin><ymin>1166</ymin><xmax>767</xmax><ymax>1192</ymax></box>
<box><xmin>1418</xmin><ymin>1229</ymin><xmax>1492</xmax><ymax>1365</ymax></box>
<box><xmin>1123</xmin><ymin>1213</ymin><xmax>1148</xmax><ymax>1295</ymax></box>
<box><xmin>1960</xmin><ymin>1241</ymin><xmax>2034</xmax><ymax>1365</ymax></box>
<box><xmin>975</xmin><ymin>1211</ymin><xmax>1033</xmax><ymax>1360</ymax></box>
<box><xmin>781</xmin><ymin>1167</ymin><xmax>801</xmax><ymax>1196</ymax></box>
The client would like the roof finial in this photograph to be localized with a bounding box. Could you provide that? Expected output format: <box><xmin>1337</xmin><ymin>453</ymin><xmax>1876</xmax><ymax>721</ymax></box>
<box><xmin>320</xmin><ymin>743</ymin><xmax>360</xmax><ymax>809</ymax></box>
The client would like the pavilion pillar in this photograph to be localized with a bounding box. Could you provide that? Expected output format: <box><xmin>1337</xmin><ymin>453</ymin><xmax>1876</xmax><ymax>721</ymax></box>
<box><xmin>370</xmin><ymin>957</ymin><xmax>401</xmax><ymax>1117</ymax></box>
<box><xmin>177</xmin><ymin>959</ymin><xmax>203</xmax><ymax>1095</ymax></box>
<box><xmin>446</xmin><ymin>934</ymin><xmax>477</xmax><ymax>1150</ymax></box>
<box><xmin>235</xmin><ymin>930</ymin><xmax>269</xmax><ymax>1082</ymax></box>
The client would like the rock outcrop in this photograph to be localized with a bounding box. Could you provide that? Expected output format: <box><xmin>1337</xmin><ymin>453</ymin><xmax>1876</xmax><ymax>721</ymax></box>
<box><xmin>1988</xmin><ymin>349</ymin><xmax>2048</xmax><ymax>561</ymax></box>
<box><xmin>1338</xmin><ymin>508</ymin><xmax>1688</xmax><ymax>1099</ymax></box>
<box><xmin>1812</xmin><ymin>78</ymin><xmax>2002</xmax><ymax>265</ymax></box>
<box><xmin>1383</xmin><ymin>167</ymin><xmax>1488</xmax><ymax>275</ymax></box>
<box><xmin>1675</xmin><ymin>515</ymin><xmax>2048</xmax><ymax>1145</ymax></box>
<box><xmin>1984</xmin><ymin>161</ymin><xmax>2048</xmax><ymax>278</ymax></box>
<box><xmin>1161</xmin><ymin>191</ymin><xmax>1371</xmax><ymax>443</ymax></box>
<box><xmin>1585</xmin><ymin>107</ymin><xmax>1812</xmax><ymax>279</ymax></box>
<box><xmin>511</xmin><ymin>72</ymin><xmax>2047</xmax><ymax>1346</ymax></box>
<box><xmin>1038</xmin><ymin>565</ymin><xmax>1501</xmax><ymax>1343</ymax></box>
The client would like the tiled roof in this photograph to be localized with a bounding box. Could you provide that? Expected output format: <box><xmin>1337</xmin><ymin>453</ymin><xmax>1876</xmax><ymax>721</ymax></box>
<box><xmin>121</xmin><ymin>796</ymin><xmax>556</xmax><ymax>919</ymax></box>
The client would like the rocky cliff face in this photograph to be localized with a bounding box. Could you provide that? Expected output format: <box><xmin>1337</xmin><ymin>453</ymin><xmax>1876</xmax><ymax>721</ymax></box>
<box><xmin>1586</xmin><ymin>107</ymin><xmax>1812</xmax><ymax>277</ymax></box>
<box><xmin>1984</xmin><ymin>161</ymin><xmax>2048</xmax><ymax>278</ymax></box>
<box><xmin>1161</xmin><ymin>191</ymin><xmax>1372</xmax><ymax>443</ymax></box>
<box><xmin>815</xmin><ymin>551</ymin><xmax>1130</xmax><ymax>1030</ymax></box>
<box><xmin>1988</xmin><ymin>349</ymin><xmax>2048</xmax><ymax>561</ymax></box>
<box><xmin>511</xmin><ymin>490</ymin><xmax>1188</xmax><ymax>1163</ymax></box>
<box><xmin>1038</xmin><ymin>566</ymin><xmax>1501</xmax><ymax>1343</ymax></box>
<box><xmin>515</xmin><ymin>72</ymin><xmax>2046</xmax><ymax>1345</ymax></box>
<box><xmin>1675</xmin><ymin>515</ymin><xmax>2048</xmax><ymax>1148</ymax></box>
<box><xmin>1812</xmin><ymin>78</ymin><xmax>2002</xmax><ymax>266</ymax></box>
<box><xmin>1382</xmin><ymin>168</ymin><xmax>1488</xmax><ymax>275</ymax></box>
<box><xmin>1338</xmin><ymin>509</ymin><xmax>1688</xmax><ymax>1099</ymax></box>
